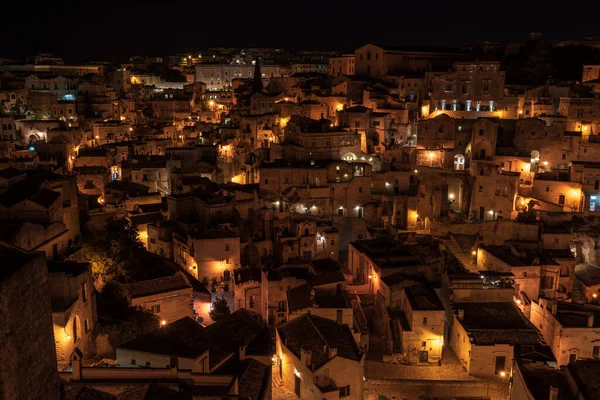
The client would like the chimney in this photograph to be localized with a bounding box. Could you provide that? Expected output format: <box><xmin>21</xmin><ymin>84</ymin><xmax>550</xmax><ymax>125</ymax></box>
<box><xmin>457</xmin><ymin>308</ymin><xmax>464</xmax><ymax>321</ymax></box>
<box><xmin>549</xmin><ymin>387</ymin><xmax>559</xmax><ymax>400</ymax></box>
<box><xmin>588</xmin><ymin>313</ymin><xmax>595</xmax><ymax>328</ymax></box>
<box><xmin>301</xmin><ymin>348</ymin><xmax>312</xmax><ymax>367</ymax></box>
<box><xmin>328</xmin><ymin>347</ymin><xmax>337</xmax><ymax>359</ymax></box>
<box><xmin>551</xmin><ymin>303</ymin><xmax>558</xmax><ymax>316</ymax></box>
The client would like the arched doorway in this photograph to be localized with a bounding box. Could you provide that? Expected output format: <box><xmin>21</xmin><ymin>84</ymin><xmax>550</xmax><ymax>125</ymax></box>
<box><xmin>454</xmin><ymin>154</ymin><xmax>465</xmax><ymax>171</ymax></box>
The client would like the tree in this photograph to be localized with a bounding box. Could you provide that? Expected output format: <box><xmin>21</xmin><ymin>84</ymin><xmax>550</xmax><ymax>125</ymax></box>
<box><xmin>253</xmin><ymin>58</ymin><xmax>263</xmax><ymax>93</ymax></box>
<box><xmin>95</xmin><ymin>280</ymin><xmax>159</xmax><ymax>349</ymax></box>
<box><xmin>209</xmin><ymin>297</ymin><xmax>231</xmax><ymax>322</ymax></box>
<box><xmin>84</xmin><ymin>218</ymin><xmax>146</xmax><ymax>284</ymax></box>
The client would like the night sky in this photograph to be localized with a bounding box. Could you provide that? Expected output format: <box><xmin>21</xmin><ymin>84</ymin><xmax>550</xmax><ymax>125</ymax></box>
<box><xmin>4</xmin><ymin>2</ymin><xmax>598</xmax><ymax>62</ymax></box>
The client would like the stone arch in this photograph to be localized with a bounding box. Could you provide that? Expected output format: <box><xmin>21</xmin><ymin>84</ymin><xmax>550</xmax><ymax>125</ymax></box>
<box><xmin>341</xmin><ymin>152</ymin><xmax>357</xmax><ymax>162</ymax></box>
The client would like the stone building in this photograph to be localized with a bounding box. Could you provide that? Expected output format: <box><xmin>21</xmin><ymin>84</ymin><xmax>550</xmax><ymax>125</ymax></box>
<box><xmin>0</xmin><ymin>242</ymin><xmax>61</xmax><ymax>400</ymax></box>
<box><xmin>354</xmin><ymin>43</ymin><xmax>466</xmax><ymax>76</ymax></box>
<box><xmin>450</xmin><ymin>301</ymin><xmax>544</xmax><ymax>379</ymax></box>
<box><xmin>529</xmin><ymin>298</ymin><xmax>600</xmax><ymax>366</ymax></box>
<box><xmin>329</xmin><ymin>53</ymin><xmax>355</xmax><ymax>77</ymax></box>
<box><xmin>428</xmin><ymin>62</ymin><xmax>507</xmax><ymax>114</ymax></box>
<box><xmin>123</xmin><ymin>272</ymin><xmax>194</xmax><ymax>325</ymax></box>
<box><xmin>276</xmin><ymin>314</ymin><xmax>364</xmax><ymax>400</ymax></box>
<box><xmin>173</xmin><ymin>228</ymin><xmax>241</xmax><ymax>280</ymax></box>
<box><xmin>48</xmin><ymin>261</ymin><xmax>97</xmax><ymax>370</ymax></box>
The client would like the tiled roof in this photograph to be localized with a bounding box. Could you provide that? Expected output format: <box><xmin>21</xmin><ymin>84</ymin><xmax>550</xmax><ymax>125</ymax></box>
<box><xmin>278</xmin><ymin>314</ymin><xmax>362</xmax><ymax>369</ymax></box>
<box><xmin>0</xmin><ymin>167</ymin><xmax>25</xmax><ymax>179</ymax></box>
<box><xmin>123</xmin><ymin>273</ymin><xmax>191</xmax><ymax>298</ymax></box>
<box><xmin>567</xmin><ymin>359</ymin><xmax>600</xmax><ymax>400</ymax></box>
<box><xmin>118</xmin><ymin>317</ymin><xmax>209</xmax><ymax>359</ymax></box>
<box><xmin>189</xmin><ymin>228</ymin><xmax>238</xmax><ymax>240</ymax></box>
<box><xmin>310</xmin><ymin>271</ymin><xmax>345</xmax><ymax>287</ymax></box>
<box><xmin>454</xmin><ymin>302</ymin><xmax>543</xmax><ymax>346</ymax></box>
<box><xmin>63</xmin><ymin>386</ymin><xmax>115</xmax><ymax>400</ymax></box>
<box><xmin>29</xmin><ymin>188</ymin><xmax>60</xmax><ymax>208</ymax></box>
<box><xmin>238</xmin><ymin>359</ymin><xmax>270</xmax><ymax>400</ymax></box>
<box><xmin>116</xmin><ymin>383</ymin><xmax>180</xmax><ymax>400</ymax></box>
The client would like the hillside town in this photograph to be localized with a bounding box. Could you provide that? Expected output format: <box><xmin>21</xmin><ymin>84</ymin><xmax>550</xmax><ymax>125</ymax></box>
<box><xmin>4</xmin><ymin>34</ymin><xmax>600</xmax><ymax>400</ymax></box>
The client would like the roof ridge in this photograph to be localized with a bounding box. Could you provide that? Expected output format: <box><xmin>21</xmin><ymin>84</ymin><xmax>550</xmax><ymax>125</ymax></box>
<box><xmin>305</xmin><ymin>314</ymin><xmax>329</xmax><ymax>348</ymax></box>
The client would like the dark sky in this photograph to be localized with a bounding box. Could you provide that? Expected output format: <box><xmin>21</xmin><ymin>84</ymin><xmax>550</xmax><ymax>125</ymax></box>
<box><xmin>4</xmin><ymin>2</ymin><xmax>599</xmax><ymax>63</ymax></box>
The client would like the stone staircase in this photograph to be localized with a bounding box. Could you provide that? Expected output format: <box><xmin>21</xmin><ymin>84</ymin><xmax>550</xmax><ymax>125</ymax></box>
<box><xmin>391</xmin><ymin>319</ymin><xmax>403</xmax><ymax>354</ymax></box>
<box><xmin>441</xmin><ymin>238</ymin><xmax>477</xmax><ymax>273</ymax></box>
<box><xmin>272</xmin><ymin>371</ymin><xmax>283</xmax><ymax>387</ymax></box>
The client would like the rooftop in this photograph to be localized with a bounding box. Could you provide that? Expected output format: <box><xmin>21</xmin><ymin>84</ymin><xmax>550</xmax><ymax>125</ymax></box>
<box><xmin>123</xmin><ymin>273</ymin><xmax>191</xmax><ymax>299</ymax></box>
<box><xmin>47</xmin><ymin>261</ymin><xmax>89</xmax><ymax>277</ymax></box>
<box><xmin>482</xmin><ymin>245</ymin><xmax>558</xmax><ymax>267</ymax></box>
<box><xmin>277</xmin><ymin>314</ymin><xmax>362</xmax><ymax>369</ymax></box>
<box><xmin>568</xmin><ymin>359</ymin><xmax>600</xmax><ymax>400</ymax></box>
<box><xmin>0</xmin><ymin>241</ymin><xmax>39</xmax><ymax>284</ymax></box>
<box><xmin>189</xmin><ymin>228</ymin><xmax>238</xmax><ymax>240</ymax></box>
<box><xmin>554</xmin><ymin>301</ymin><xmax>600</xmax><ymax>328</ymax></box>
<box><xmin>118</xmin><ymin>316</ymin><xmax>209</xmax><ymax>359</ymax></box>
<box><xmin>404</xmin><ymin>284</ymin><xmax>444</xmax><ymax>311</ymax></box>
<box><xmin>454</xmin><ymin>302</ymin><xmax>543</xmax><ymax>346</ymax></box>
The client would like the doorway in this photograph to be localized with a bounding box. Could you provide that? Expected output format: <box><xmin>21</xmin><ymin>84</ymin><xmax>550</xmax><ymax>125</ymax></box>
<box><xmin>419</xmin><ymin>351</ymin><xmax>428</xmax><ymax>363</ymax></box>
<box><xmin>294</xmin><ymin>374</ymin><xmax>301</xmax><ymax>397</ymax></box>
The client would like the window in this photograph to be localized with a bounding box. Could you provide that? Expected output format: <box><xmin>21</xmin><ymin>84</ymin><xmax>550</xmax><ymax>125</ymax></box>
<box><xmin>330</xmin><ymin>239</ymin><xmax>335</xmax><ymax>245</ymax></box>
<box><xmin>546</xmin><ymin>186</ymin><xmax>550</xmax><ymax>192</ymax></box>
<box><xmin>558</xmin><ymin>194</ymin><xmax>565</xmax><ymax>205</ymax></box>
<box><xmin>338</xmin><ymin>208</ymin><xmax>344</xmax><ymax>216</ymax></box>
<box><xmin>445</xmin><ymin>84</ymin><xmax>452</xmax><ymax>91</ymax></box>
<box><xmin>249</xmin><ymin>295</ymin><xmax>256</xmax><ymax>308</ymax></box>
<box><xmin>422</xmin><ymin>317</ymin><xmax>428</xmax><ymax>325</ymax></box>
<box><xmin>278</xmin><ymin>301</ymin><xmax>286</xmax><ymax>312</ymax></box>
<box><xmin>131</xmin><ymin>359</ymin><xmax>136</xmax><ymax>365</ymax></box>
<box><xmin>145</xmin><ymin>362</ymin><xmax>151</xmax><ymax>367</ymax></box>
<box><xmin>495</xmin><ymin>356</ymin><xmax>506</xmax><ymax>374</ymax></box>
<box><xmin>595</xmin><ymin>180</ymin><xmax>599</xmax><ymax>190</ymax></box>
<box><xmin>151</xmin><ymin>305</ymin><xmax>161</xmax><ymax>313</ymax></box>
<box><xmin>562</xmin><ymin>154</ymin><xmax>566</xmax><ymax>160</ymax></box>
<box><xmin>569</xmin><ymin>353</ymin><xmax>577</xmax><ymax>364</ymax></box>
<box><xmin>84</xmin><ymin>319</ymin><xmax>90</xmax><ymax>333</ymax></box>
<box><xmin>81</xmin><ymin>282</ymin><xmax>87</xmax><ymax>302</ymax></box>
<box><xmin>367</xmin><ymin>52</ymin><xmax>371</xmax><ymax>60</ymax></box>
<box><xmin>357</xmin><ymin>234</ymin><xmax>363</xmax><ymax>239</ymax></box>
<box><xmin>339</xmin><ymin>385</ymin><xmax>350</xmax><ymax>398</ymax></box>
<box><xmin>541</xmin><ymin>276</ymin><xmax>555</xmax><ymax>289</ymax></box>
<box><xmin>577</xmin><ymin>109</ymin><xmax>584</xmax><ymax>118</ymax></box>
<box><xmin>479</xmin><ymin>185</ymin><xmax>483</xmax><ymax>192</ymax></box>
<box><xmin>264</xmin><ymin>178</ymin><xmax>269</xmax><ymax>184</ymax></box>
<box><xmin>225</xmin><ymin>244</ymin><xmax>230</xmax><ymax>251</ymax></box>
<box><xmin>479</xmin><ymin>129</ymin><xmax>484</xmax><ymax>136</ymax></box>
<box><xmin>421</xmin><ymin>341</ymin><xmax>427</xmax><ymax>347</ymax></box>
<box><xmin>150</xmin><ymin>238</ymin><xmax>156</xmax><ymax>244</ymax></box>
<box><xmin>594</xmin><ymin>346</ymin><xmax>600</xmax><ymax>359</ymax></box>
<box><xmin>336</xmin><ymin>310</ymin><xmax>343</xmax><ymax>324</ymax></box>
<box><xmin>226</xmin><ymin>258</ymin><xmax>231</xmax><ymax>264</ymax></box>
<box><xmin>359</xmin><ymin>187</ymin><xmax>363</xmax><ymax>193</ymax></box>
<box><xmin>311</xmin><ymin>140</ymin><xmax>316</xmax><ymax>147</ymax></box>
<box><xmin>355</xmin><ymin>121</ymin><xmax>360</xmax><ymax>128</ymax></box>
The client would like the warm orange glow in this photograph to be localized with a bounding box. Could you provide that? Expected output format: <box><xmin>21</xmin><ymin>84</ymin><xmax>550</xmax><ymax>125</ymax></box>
<box><xmin>336</xmin><ymin>103</ymin><xmax>344</xmax><ymax>112</ymax></box>
<box><xmin>160</xmin><ymin>320</ymin><xmax>167</xmax><ymax>326</ymax></box>
<box><xmin>209</xmin><ymin>100</ymin><xmax>215</xmax><ymax>106</ymax></box>
<box><xmin>428</xmin><ymin>152</ymin><xmax>435</xmax><ymax>159</ymax></box>
<box><xmin>279</xmin><ymin>117</ymin><xmax>290</xmax><ymax>128</ymax></box>
<box><xmin>472</xmin><ymin>251</ymin><xmax>477</xmax><ymax>256</ymax></box>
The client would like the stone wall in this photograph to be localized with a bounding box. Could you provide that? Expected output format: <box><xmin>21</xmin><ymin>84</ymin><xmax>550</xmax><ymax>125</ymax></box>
<box><xmin>0</xmin><ymin>251</ymin><xmax>60</xmax><ymax>400</ymax></box>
